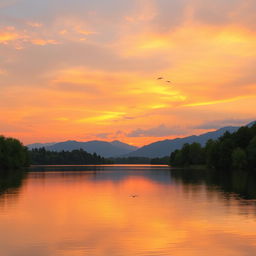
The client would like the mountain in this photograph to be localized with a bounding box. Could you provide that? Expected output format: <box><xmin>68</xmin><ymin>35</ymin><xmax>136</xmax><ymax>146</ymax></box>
<box><xmin>27</xmin><ymin>140</ymin><xmax>138</xmax><ymax>158</ymax></box>
<box><xmin>110</xmin><ymin>140</ymin><xmax>138</xmax><ymax>151</ymax></box>
<box><xmin>27</xmin><ymin>142</ymin><xmax>56</xmax><ymax>150</ymax></box>
<box><xmin>27</xmin><ymin>120</ymin><xmax>255</xmax><ymax>158</ymax></box>
<box><xmin>128</xmin><ymin>126</ymin><xmax>241</xmax><ymax>158</ymax></box>
<box><xmin>247</xmin><ymin>120</ymin><xmax>256</xmax><ymax>128</ymax></box>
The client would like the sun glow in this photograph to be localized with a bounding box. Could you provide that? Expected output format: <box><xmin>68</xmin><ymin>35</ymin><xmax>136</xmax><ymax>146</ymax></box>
<box><xmin>0</xmin><ymin>0</ymin><xmax>256</xmax><ymax>145</ymax></box>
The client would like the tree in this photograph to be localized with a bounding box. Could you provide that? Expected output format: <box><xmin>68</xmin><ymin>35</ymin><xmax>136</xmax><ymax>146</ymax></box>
<box><xmin>205</xmin><ymin>139</ymin><xmax>219</xmax><ymax>168</ymax></box>
<box><xmin>29</xmin><ymin>148</ymin><xmax>109</xmax><ymax>165</ymax></box>
<box><xmin>232</xmin><ymin>148</ymin><xmax>247</xmax><ymax>170</ymax></box>
<box><xmin>189</xmin><ymin>142</ymin><xmax>204</xmax><ymax>165</ymax></box>
<box><xmin>234</xmin><ymin>127</ymin><xmax>253</xmax><ymax>148</ymax></box>
<box><xmin>0</xmin><ymin>136</ymin><xmax>29</xmax><ymax>171</ymax></box>
<box><xmin>247</xmin><ymin>136</ymin><xmax>256</xmax><ymax>169</ymax></box>
<box><xmin>168</xmin><ymin>123</ymin><xmax>256</xmax><ymax>171</ymax></box>
<box><xmin>173</xmin><ymin>150</ymin><xmax>183</xmax><ymax>167</ymax></box>
<box><xmin>218</xmin><ymin>138</ymin><xmax>235</xmax><ymax>170</ymax></box>
<box><xmin>180</xmin><ymin>143</ymin><xmax>191</xmax><ymax>166</ymax></box>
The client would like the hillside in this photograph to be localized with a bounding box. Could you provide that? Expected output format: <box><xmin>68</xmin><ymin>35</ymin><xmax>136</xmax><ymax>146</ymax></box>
<box><xmin>28</xmin><ymin>140</ymin><xmax>138</xmax><ymax>158</ymax></box>
<box><xmin>128</xmin><ymin>126</ymin><xmax>240</xmax><ymax>158</ymax></box>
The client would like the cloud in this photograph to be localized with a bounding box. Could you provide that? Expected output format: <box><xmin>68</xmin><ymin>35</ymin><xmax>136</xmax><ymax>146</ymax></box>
<box><xmin>95</xmin><ymin>133</ymin><xmax>111</xmax><ymax>139</ymax></box>
<box><xmin>182</xmin><ymin>96</ymin><xmax>251</xmax><ymax>107</ymax></box>
<box><xmin>0</xmin><ymin>27</ymin><xmax>21</xmax><ymax>43</ymax></box>
<box><xmin>30</xmin><ymin>39</ymin><xmax>60</xmax><ymax>46</ymax></box>
<box><xmin>1</xmin><ymin>0</ymin><xmax>256</xmax><ymax>145</ymax></box>
<box><xmin>0</xmin><ymin>0</ymin><xmax>19</xmax><ymax>9</ymax></box>
<box><xmin>194</xmin><ymin>118</ymin><xmax>255</xmax><ymax>130</ymax></box>
<box><xmin>0</xmin><ymin>26</ymin><xmax>60</xmax><ymax>49</ymax></box>
<box><xmin>0</xmin><ymin>69</ymin><xmax>6</xmax><ymax>75</ymax></box>
<box><xmin>26</xmin><ymin>21</ymin><xmax>43</xmax><ymax>28</ymax></box>
<box><xmin>127</xmin><ymin>124</ymin><xmax>186</xmax><ymax>138</ymax></box>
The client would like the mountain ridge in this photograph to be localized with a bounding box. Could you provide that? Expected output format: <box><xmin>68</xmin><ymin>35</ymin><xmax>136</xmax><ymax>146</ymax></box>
<box><xmin>127</xmin><ymin>125</ymin><xmax>247</xmax><ymax>158</ymax></box>
<box><xmin>27</xmin><ymin>140</ymin><xmax>138</xmax><ymax>158</ymax></box>
<box><xmin>27</xmin><ymin>120</ymin><xmax>255</xmax><ymax>158</ymax></box>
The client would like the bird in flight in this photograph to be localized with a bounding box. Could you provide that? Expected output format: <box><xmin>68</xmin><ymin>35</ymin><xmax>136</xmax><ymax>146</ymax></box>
<box><xmin>156</xmin><ymin>76</ymin><xmax>174</xmax><ymax>86</ymax></box>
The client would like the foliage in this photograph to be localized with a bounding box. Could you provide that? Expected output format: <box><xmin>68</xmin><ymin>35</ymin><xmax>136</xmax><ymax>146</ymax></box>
<box><xmin>110</xmin><ymin>157</ymin><xmax>150</xmax><ymax>164</ymax></box>
<box><xmin>0</xmin><ymin>135</ymin><xmax>29</xmax><ymax>172</ymax></box>
<box><xmin>232</xmin><ymin>148</ymin><xmax>247</xmax><ymax>170</ymax></box>
<box><xmin>170</xmin><ymin>142</ymin><xmax>204</xmax><ymax>167</ymax></box>
<box><xmin>247</xmin><ymin>136</ymin><xmax>256</xmax><ymax>168</ymax></box>
<box><xmin>29</xmin><ymin>148</ymin><xmax>111</xmax><ymax>165</ymax></box>
<box><xmin>169</xmin><ymin>124</ymin><xmax>256</xmax><ymax>170</ymax></box>
<box><xmin>150</xmin><ymin>156</ymin><xmax>170</xmax><ymax>165</ymax></box>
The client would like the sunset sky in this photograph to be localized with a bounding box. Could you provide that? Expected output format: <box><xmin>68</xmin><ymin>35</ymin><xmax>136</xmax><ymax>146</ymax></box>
<box><xmin>0</xmin><ymin>0</ymin><xmax>256</xmax><ymax>146</ymax></box>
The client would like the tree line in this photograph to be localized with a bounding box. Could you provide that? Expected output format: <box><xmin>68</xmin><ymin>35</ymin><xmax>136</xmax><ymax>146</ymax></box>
<box><xmin>29</xmin><ymin>148</ymin><xmax>111</xmax><ymax>165</ymax></box>
<box><xmin>0</xmin><ymin>135</ymin><xmax>29</xmax><ymax>172</ymax></box>
<box><xmin>2</xmin><ymin>123</ymin><xmax>256</xmax><ymax>170</ymax></box>
<box><xmin>0</xmin><ymin>135</ymin><xmax>112</xmax><ymax>170</ymax></box>
<box><xmin>170</xmin><ymin>124</ymin><xmax>256</xmax><ymax>170</ymax></box>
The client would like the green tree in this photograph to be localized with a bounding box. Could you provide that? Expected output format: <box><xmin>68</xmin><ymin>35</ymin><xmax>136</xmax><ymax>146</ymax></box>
<box><xmin>169</xmin><ymin>123</ymin><xmax>256</xmax><ymax>171</ymax></box>
<box><xmin>29</xmin><ymin>148</ymin><xmax>109</xmax><ymax>165</ymax></box>
<box><xmin>0</xmin><ymin>136</ymin><xmax>29</xmax><ymax>171</ymax></box>
<box><xmin>170</xmin><ymin>149</ymin><xmax>184</xmax><ymax>167</ymax></box>
<box><xmin>234</xmin><ymin>127</ymin><xmax>253</xmax><ymax>148</ymax></box>
<box><xmin>180</xmin><ymin>143</ymin><xmax>191</xmax><ymax>166</ymax></box>
<box><xmin>247</xmin><ymin>136</ymin><xmax>256</xmax><ymax>169</ymax></box>
<box><xmin>232</xmin><ymin>147</ymin><xmax>247</xmax><ymax>170</ymax></box>
<box><xmin>205</xmin><ymin>139</ymin><xmax>219</xmax><ymax>168</ymax></box>
<box><xmin>189</xmin><ymin>142</ymin><xmax>204</xmax><ymax>165</ymax></box>
<box><xmin>218</xmin><ymin>138</ymin><xmax>235</xmax><ymax>170</ymax></box>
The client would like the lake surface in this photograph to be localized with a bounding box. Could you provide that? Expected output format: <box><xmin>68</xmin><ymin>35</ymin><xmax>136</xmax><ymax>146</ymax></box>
<box><xmin>0</xmin><ymin>165</ymin><xmax>256</xmax><ymax>256</ymax></box>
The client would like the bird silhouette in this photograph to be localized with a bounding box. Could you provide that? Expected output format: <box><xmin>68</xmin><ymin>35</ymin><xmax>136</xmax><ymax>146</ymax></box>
<box><xmin>157</xmin><ymin>77</ymin><xmax>163</xmax><ymax>80</ymax></box>
<box><xmin>130</xmin><ymin>194</ymin><xmax>138</xmax><ymax>198</ymax></box>
<box><xmin>166</xmin><ymin>80</ymin><xmax>171</xmax><ymax>83</ymax></box>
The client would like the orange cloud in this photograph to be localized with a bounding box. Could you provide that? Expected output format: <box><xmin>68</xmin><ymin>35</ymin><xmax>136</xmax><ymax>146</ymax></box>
<box><xmin>182</xmin><ymin>96</ymin><xmax>252</xmax><ymax>107</ymax></box>
<box><xmin>26</xmin><ymin>21</ymin><xmax>43</xmax><ymax>28</ymax></box>
<box><xmin>30</xmin><ymin>39</ymin><xmax>60</xmax><ymax>46</ymax></box>
<box><xmin>1</xmin><ymin>1</ymin><xmax>256</xmax><ymax>145</ymax></box>
<box><xmin>0</xmin><ymin>27</ymin><xmax>21</xmax><ymax>43</ymax></box>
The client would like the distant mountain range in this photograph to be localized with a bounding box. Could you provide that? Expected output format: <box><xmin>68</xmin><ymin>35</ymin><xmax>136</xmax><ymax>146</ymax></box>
<box><xmin>128</xmin><ymin>126</ymin><xmax>239</xmax><ymax>158</ymax></box>
<box><xmin>128</xmin><ymin>121</ymin><xmax>256</xmax><ymax>157</ymax></box>
<box><xmin>27</xmin><ymin>121</ymin><xmax>256</xmax><ymax>158</ymax></box>
<box><xmin>27</xmin><ymin>140</ymin><xmax>138</xmax><ymax>158</ymax></box>
<box><xmin>27</xmin><ymin>142</ymin><xmax>56</xmax><ymax>149</ymax></box>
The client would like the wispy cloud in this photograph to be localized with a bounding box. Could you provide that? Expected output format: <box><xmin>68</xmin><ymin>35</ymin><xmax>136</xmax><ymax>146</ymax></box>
<box><xmin>127</xmin><ymin>125</ymin><xmax>187</xmax><ymax>138</ymax></box>
<box><xmin>1</xmin><ymin>0</ymin><xmax>256</xmax><ymax>145</ymax></box>
<box><xmin>194</xmin><ymin>118</ymin><xmax>255</xmax><ymax>130</ymax></box>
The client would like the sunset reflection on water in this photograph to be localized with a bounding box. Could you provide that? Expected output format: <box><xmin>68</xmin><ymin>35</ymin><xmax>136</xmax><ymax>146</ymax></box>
<box><xmin>0</xmin><ymin>165</ymin><xmax>256</xmax><ymax>256</ymax></box>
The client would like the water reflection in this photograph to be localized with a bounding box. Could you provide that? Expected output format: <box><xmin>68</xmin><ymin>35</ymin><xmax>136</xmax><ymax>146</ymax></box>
<box><xmin>0</xmin><ymin>169</ymin><xmax>27</xmax><ymax>207</ymax></box>
<box><xmin>0</xmin><ymin>165</ymin><xmax>255</xmax><ymax>256</ymax></box>
<box><xmin>171</xmin><ymin>168</ymin><xmax>256</xmax><ymax>200</ymax></box>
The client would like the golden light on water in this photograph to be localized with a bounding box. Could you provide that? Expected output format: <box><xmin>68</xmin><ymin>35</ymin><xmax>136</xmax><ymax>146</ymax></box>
<box><xmin>1</xmin><ymin>167</ymin><xmax>256</xmax><ymax>255</ymax></box>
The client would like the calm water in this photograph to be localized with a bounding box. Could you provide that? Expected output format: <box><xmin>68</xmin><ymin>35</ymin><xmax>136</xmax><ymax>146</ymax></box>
<box><xmin>0</xmin><ymin>165</ymin><xmax>256</xmax><ymax>256</ymax></box>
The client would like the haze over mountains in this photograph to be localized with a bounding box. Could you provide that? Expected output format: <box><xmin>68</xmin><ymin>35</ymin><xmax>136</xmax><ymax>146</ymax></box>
<box><xmin>27</xmin><ymin>121</ymin><xmax>255</xmax><ymax>158</ymax></box>
<box><xmin>128</xmin><ymin>126</ymin><xmax>239</xmax><ymax>158</ymax></box>
<box><xmin>27</xmin><ymin>140</ymin><xmax>138</xmax><ymax>158</ymax></box>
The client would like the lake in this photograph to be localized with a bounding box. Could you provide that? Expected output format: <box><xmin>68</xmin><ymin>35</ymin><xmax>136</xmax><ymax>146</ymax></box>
<box><xmin>0</xmin><ymin>165</ymin><xmax>256</xmax><ymax>256</ymax></box>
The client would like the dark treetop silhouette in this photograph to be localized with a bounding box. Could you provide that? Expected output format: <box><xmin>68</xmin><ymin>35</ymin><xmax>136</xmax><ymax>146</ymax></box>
<box><xmin>0</xmin><ymin>135</ymin><xmax>29</xmax><ymax>172</ymax></box>
<box><xmin>170</xmin><ymin>123</ymin><xmax>256</xmax><ymax>170</ymax></box>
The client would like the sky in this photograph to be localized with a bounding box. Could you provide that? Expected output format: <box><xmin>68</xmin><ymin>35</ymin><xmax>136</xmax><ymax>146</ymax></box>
<box><xmin>0</xmin><ymin>0</ymin><xmax>256</xmax><ymax>146</ymax></box>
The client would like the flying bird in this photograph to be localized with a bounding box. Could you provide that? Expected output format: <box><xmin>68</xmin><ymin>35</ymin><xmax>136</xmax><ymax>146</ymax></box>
<box><xmin>130</xmin><ymin>194</ymin><xmax>138</xmax><ymax>198</ymax></box>
<box><xmin>157</xmin><ymin>77</ymin><xmax>163</xmax><ymax>80</ymax></box>
<box><xmin>166</xmin><ymin>80</ymin><xmax>171</xmax><ymax>83</ymax></box>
